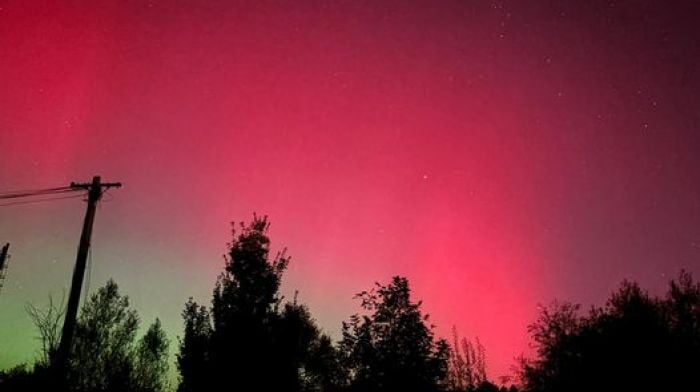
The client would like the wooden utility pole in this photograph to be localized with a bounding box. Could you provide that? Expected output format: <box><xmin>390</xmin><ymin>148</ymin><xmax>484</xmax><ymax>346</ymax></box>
<box><xmin>0</xmin><ymin>243</ymin><xmax>9</xmax><ymax>293</ymax></box>
<box><xmin>55</xmin><ymin>176</ymin><xmax>121</xmax><ymax>377</ymax></box>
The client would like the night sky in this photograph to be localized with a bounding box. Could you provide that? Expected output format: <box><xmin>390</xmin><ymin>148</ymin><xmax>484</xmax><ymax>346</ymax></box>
<box><xmin>1</xmin><ymin>0</ymin><xmax>699</xmax><ymax>381</ymax></box>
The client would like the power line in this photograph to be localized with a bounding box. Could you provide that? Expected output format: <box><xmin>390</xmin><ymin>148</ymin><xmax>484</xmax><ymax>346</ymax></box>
<box><xmin>0</xmin><ymin>178</ymin><xmax>123</xmax><ymax>384</ymax></box>
<box><xmin>0</xmin><ymin>184</ymin><xmax>87</xmax><ymax>206</ymax></box>
<box><xmin>0</xmin><ymin>186</ymin><xmax>80</xmax><ymax>200</ymax></box>
<box><xmin>0</xmin><ymin>185</ymin><xmax>73</xmax><ymax>195</ymax></box>
<box><xmin>0</xmin><ymin>193</ymin><xmax>84</xmax><ymax>207</ymax></box>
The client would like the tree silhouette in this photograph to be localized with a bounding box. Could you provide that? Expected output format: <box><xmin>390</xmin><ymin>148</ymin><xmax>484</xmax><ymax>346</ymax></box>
<box><xmin>277</xmin><ymin>297</ymin><xmax>348</xmax><ymax>392</ymax></box>
<box><xmin>339</xmin><ymin>276</ymin><xmax>450</xmax><ymax>392</ymax></box>
<box><xmin>68</xmin><ymin>279</ymin><xmax>170</xmax><ymax>392</ymax></box>
<box><xmin>7</xmin><ymin>213</ymin><xmax>700</xmax><ymax>392</ymax></box>
<box><xmin>303</xmin><ymin>333</ymin><xmax>348</xmax><ymax>392</ymax></box>
<box><xmin>520</xmin><ymin>271</ymin><xmax>700</xmax><ymax>392</ymax></box>
<box><xmin>25</xmin><ymin>294</ymin><xmax>65</xmax><ymax>368</ymax></box>
<box><xmin>177</xmin><ymin>215</ymin><xmax>343</xmax><ymax>391</ymax></box>
<box><xmin>209</xmin><ymin>215</ymin><xmax>289</xmax><ymax>390</ymax></box>
<box><xmin>0</xmin><ymin>280</ymin><xmax>169</xmax><ymax>392</ymax></box>
<box><xmin>447</xmin><ymin>327</ymin><xmax>489</xmax><ymax>391</ymax></box>
<box><xmin>134</xmin><ymin>319</ymin><xmax>170</xmax><ymax>392</ymax></box>
<box><xmin>177</xmin><ymin>299</ymin><xmax>212</xmax><ymax>392</ymax></box>
<box><xmin>68</xmin><ymin>279</ymin><xmax>140</xmax><ymax>392</ymax></box>
<box><xmin>0</xmin><ymin>364</ymin><xmax>37</xmax><ymax>391</ymax></box>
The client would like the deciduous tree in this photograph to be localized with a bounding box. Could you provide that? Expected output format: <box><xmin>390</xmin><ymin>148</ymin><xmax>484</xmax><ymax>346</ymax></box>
<box><xmin>340</xmin><ymin>276</ymin><xmax>450</xmax><ymax>392</ymax></box>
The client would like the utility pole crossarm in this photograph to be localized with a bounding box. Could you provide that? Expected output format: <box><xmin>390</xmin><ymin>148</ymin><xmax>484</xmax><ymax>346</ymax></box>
<box><xmin>70</xmin><ymin>181</ymin><xmax>122</xmax><ymax>190</ymax></box>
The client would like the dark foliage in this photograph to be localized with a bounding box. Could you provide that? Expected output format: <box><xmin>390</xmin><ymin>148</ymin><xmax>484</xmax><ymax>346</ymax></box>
<box><xmin>70</xmin><ymin>280</ymin><xmax>170</xmax><ymax>392</ymax></box>
<box><xmin>520</xmin><ymin>271</ymin><xmax>700</xmax><ymax>392</ymax></box>
<box><xmin>176</xmin><ymin>299</ymin><xmax>212</xmax><ymax>392</ymax></box>
<box><xmin>447</xmin><ymin>327</ymin><xmax>487</xmax><ymax>390</ymax></box>
<box><xmin>0</xmin><ymin>365</ymin><xmax>38</xmax><ymax>389</ymax></box>
<box><xmin>0</xmin><ymin>280</ymin><xmax>169</xmax><ymax>392</ymax></box>
<box><xmin>339</xmin><ymin>276</ymin><xmax>450</xmax><ymax>392</ymax></box>
<box><xmin>177</xmin><ymin>215</ymin><xmax>345</xmax><ymax>392</ymax></box>
<box><xmin>5</xmin><ymin>214</ymin><xmax>700</xmax><ymax>392</ymax></box>
<box><xmin>210</xmin><ymin>215</ymin><xmax>289</xmax><ymax>390</ymax></box>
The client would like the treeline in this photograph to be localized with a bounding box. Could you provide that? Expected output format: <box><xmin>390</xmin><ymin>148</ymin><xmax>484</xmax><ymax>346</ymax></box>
<box><xmin>0</xmin><ymin>279</ymin><xmax>169</xmax><ymax>392</ymax></box>
<box><xmin>1</xmin><ymin>216</ymin><xmax>699</xmax><ymax>392</ymax></box>
<box><xmin>520</xmin><ymin>271</ymin><xmax>700</xmax><ymax>391</ymax></box>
